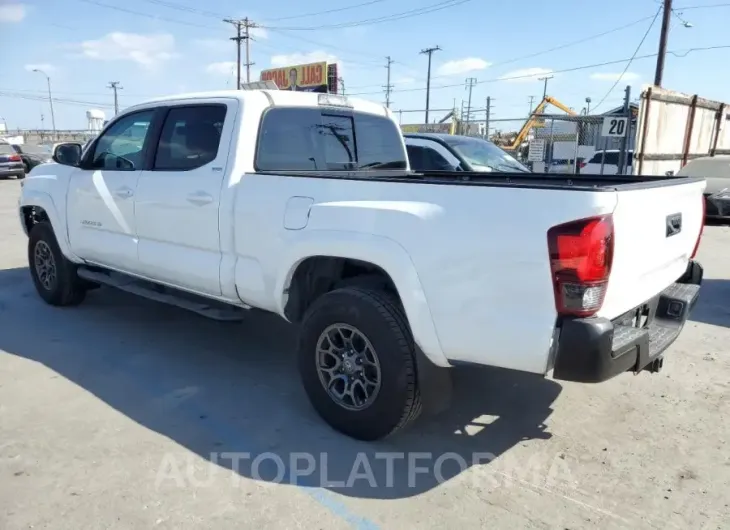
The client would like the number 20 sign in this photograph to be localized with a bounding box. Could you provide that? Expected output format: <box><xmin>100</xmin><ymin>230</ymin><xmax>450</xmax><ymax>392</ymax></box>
<box><xmin>601</xmin><ymin>116</ymin><xmax>628</xmax><ymax>137</ymax></box>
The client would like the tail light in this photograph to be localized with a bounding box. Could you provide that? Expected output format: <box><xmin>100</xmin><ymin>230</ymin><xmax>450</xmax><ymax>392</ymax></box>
<box><xmin>547</xmin><ymin>215</ymin><xmax>614</xmax><ymax>318</ymax></box>
<box><xmin>8</xmin><ymin>154</ymin><xmax>21</xmax><ymax>162</ymax></box>
<box><xmin>579</xmin><ymin>161</ymin><xmax>587</xmax><ymax>168</ymax></box>
<box><xmin>691</xmin><ymin>195</ymin><xmax>706</xmax><ymax>259</ymax></box>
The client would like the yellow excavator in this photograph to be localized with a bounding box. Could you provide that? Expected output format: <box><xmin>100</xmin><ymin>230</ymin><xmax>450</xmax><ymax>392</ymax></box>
<box><xmin>497</xmin><ymin>95</ymin><xmax>577</xmax><ymax>152</ymax></box>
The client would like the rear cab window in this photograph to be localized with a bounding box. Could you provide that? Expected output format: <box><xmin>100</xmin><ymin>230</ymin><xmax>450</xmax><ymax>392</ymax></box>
<box><xmin>255</xmin><ymin>107</ymin><xmax>406</xmax><ymax>171</ymax></box>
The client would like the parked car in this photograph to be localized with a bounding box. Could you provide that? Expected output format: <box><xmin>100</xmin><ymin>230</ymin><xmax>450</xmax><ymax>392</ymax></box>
<box><xmin>19</xmin><ymin>90</ymin><xmax>705</xmax><ymax>441</ymax></box>
<box><xmin>580</xmin><ymin>149</ymin><xmax>634</xmax><ymax>175</ymax></box>
<box><xmin>9</xmin><ymin>143</ymin><xmax>52</xmax><ymax>174</ymax></box>
<box><xmin>674</xmin><ymin>155</ymin><xmax>730</xmax><ymax>219</ymax></box>
<box><xmin>404</xmin><ymin>133</ymin><xmax>530</xmax><ymax>173</ymax></box>
<box><xmin>0</xmin><ymin>141</ymin><xmax>26</xmax><ymax>179</ymax></box>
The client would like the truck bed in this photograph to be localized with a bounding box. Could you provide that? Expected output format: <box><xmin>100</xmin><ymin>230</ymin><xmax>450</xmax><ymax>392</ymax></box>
<box><xmin>263</xmin><ymin>170</ymin><xmax>706</xmax><ymax>192</ymax></box>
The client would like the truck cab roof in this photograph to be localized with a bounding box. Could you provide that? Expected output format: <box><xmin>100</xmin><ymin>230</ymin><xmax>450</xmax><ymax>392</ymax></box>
<box><xmin>124</xmin><ymin>89</ymin><xmax>391</xmax><ymax>119</ymax></box>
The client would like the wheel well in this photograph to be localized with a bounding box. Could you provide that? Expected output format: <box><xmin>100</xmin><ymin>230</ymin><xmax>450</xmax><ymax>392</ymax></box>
<box><xmin>284</xmin><ymin>256</ymin><xmax>399</xmax><ymax>323</ymax></box>
<box><xmin>21</xmin><ymin>206</ymin><xmax>50</xmax><ymax>235</ymax></box>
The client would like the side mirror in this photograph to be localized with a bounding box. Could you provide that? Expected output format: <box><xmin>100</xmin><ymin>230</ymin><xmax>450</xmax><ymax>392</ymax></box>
<box><xmin>52</xmin><ymin>142</ymin><xmax>83</xmax><ymax>167</ymax></box>
<box><xmin>665</xmin><ymin>170</ymin><xmax>675</xmax><ymax>176</ymax></box>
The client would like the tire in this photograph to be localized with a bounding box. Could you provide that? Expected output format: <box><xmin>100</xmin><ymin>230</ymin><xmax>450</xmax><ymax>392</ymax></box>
<box><xmin>17</xmin><ymin>171</ymin><xmax>26</xmax><ymax>180</ymax></box>
<box><xmin>28</xmin><ymin>222</ymin><xmax>87</xmax><ymax>306</ymax></box>
<box><xmin>298</xmin><ymin>286</ymin><xmax>422</xmax><ymax>440</ymax></box>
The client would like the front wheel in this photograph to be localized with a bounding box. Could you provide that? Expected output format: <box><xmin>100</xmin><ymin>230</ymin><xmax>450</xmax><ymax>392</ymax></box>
<box><xmin>298</xmin><ymin>286</ymin><xmax>422</xmax><ymax>440</ymax></box>
<box><xmin>28</xmin><ymin>222</ymin><xmax>87</xmax><ymax>306</ymax></box>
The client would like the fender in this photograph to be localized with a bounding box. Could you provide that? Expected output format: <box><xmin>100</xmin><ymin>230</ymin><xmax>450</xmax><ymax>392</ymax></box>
<box><xmin>274</xmin><ymin>229</ymin><xmax>450</xmax><ymax>368</ymax></box>
<box><xmin>19</xmin><ymin>189</ymin><xmax>82</xmax><ymax>263</ymax></box>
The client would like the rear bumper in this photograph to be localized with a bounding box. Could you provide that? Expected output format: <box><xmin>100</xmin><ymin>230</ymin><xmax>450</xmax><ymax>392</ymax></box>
<box><xmin>705</xmin><ymin>193</ymin><xmax>730</xmax><ymax>219</ymax></box>
<box><xmin>552</xmin><ymin>260</ymin><xmax>703</xmax><ymax>383</ymax></box>
<box><xmin>0</xmin><ymin>164</ymin><xmax>24</xmax><ymax>177</ymax></box>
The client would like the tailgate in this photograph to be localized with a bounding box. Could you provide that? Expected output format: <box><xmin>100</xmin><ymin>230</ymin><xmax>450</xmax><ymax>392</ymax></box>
<box><xmin>598</xmin><ymin>179</ymin><xmax>706</xmax><ymax>319</ymax></box>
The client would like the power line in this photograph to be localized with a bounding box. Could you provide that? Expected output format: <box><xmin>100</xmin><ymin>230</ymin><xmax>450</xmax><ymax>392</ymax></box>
<box><xmin>348</xmin><ymin>44</ymin><xmax>730</xmax><ymax>96</ymax></box>
<box><xmin>76</xmin><ymin>0</ymin><xmax>219</xmax><ymax>29</ymax></box>
<box><xmin>261</xmin><ymin>0</ymin><xmax>472</xmax><ymax>30</ymax></box>
<box><xmin>264</xmin><ymin>28</ymin><xmax>384</xmax><ymax>65</ymax></box>
<box><xmin>264</xmin><ymin>0</ymin><xmax>387</xmax><ymax>22</ymax></box>
<box><xmin>135</xmin><ymin>0</ymin><xmax>229</xmax><ymax>18</ymax></box>
<box><xmin>592</xmin><ymin>4</ymin><xmax>662</xmax><ymax>111</ymax></box>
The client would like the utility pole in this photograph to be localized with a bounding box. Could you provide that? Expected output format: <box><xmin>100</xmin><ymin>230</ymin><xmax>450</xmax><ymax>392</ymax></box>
<box><xmin>243</xmin><ymin>18</ymin><xmax>257</xmax><ymax>83</ymax></box>
<box><xmin>384</xmin><ymin>56</ymin><xmax>394</xmax><ymax>108</ymax></box>
<box><xmin>528</xmin><ymin>95</ymin><xmax>536</xmax><ymax>115</ymax></box>
<box><xmin>654</xmin><ymin>0</ymin><xmax>672</xmax><ymax>87</ymax></box>
<box><xmin>465</xmin><ymin>77</ymin><xmax>476</xmax><ymax>134</ymax></box>
<box><xmin>617</xmin><ymin>85</ymin><xmax>632</xmax><ymax>175</ymax></box>
<box><xmin>224</xmin><ymin>18</ymin><xmax>256</xmax><ymax>87</ymax></box>
<box><xmin>485</xmin><ymin>96</ymin><xmax>492</xmax><ymax>140</ymax></box>
<box><xmin>32</xmin><ymin>68</ymin><xmax>55</xmax><ymax>138</ymax></box>
<box><xmin>538</xmin><ymin>75</ymin><xmax>553</xmax><ymax>99</ymax></box>
<box><xmin>108</xmin><ymin>81</ymin><xmax>122</xmax><ymax>115</ymax></box>
<box><xmin>420</xmin><ymin>46</ymin><xmax>441</xmax><ymax>123</ymax></box>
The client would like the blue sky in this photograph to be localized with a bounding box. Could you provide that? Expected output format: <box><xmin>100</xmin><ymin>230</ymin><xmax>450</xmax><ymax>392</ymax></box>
<box><xmin>1</xmin><ymin>0</ymin><xmax>729</xmax><ymax>130</ymax></box>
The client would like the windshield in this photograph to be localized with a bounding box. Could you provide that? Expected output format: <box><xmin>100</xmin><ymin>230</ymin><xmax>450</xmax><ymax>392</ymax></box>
<box><xmin>443</xmin><ymin>136</ymin><xmax>529</xmax><ymax>172</ymax></box>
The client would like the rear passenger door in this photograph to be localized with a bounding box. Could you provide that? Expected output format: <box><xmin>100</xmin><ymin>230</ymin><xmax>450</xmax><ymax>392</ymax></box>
<box><xmin>134</xmin><ymin>101</ymin><xmax>236</xmax><ymax>296</ymax></box>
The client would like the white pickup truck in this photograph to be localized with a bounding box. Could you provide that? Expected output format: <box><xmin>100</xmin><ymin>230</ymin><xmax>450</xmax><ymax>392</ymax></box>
<box><xmin>19</xmin><ymin>90</ymin><xmax>706</xmax><ymax>441</ymax></box>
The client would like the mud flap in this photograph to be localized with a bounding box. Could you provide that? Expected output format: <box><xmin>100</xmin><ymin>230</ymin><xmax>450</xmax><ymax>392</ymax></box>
<box><xmin>415</xmin><ymin>345</ymin><xmax>453</xmax><ymax>416</ymax></box>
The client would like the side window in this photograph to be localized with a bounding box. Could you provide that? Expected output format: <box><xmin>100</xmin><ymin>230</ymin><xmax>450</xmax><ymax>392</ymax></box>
<box><xmin>423</xmin><ymin>146</ymin><xmax>454</xmax><ymax>170</ymax></box>
<box><xmin>154</xmin><ymin>105</ymin><xmax>227</xmax><ymax>171</ymax></box>
<box><xmin>91</xmin><ymin>110</ymin><xmax>154</xmax><ymax>171</ymax></box>
<box><xmin>406</xmin><ymin>145</ymin><xmax>427</xmax><ymax>170</ymax></box>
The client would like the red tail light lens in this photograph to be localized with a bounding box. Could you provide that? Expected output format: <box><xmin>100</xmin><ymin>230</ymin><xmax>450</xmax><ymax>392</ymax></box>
<box><xmin>579</xmin><ymin>161</ymin><xmax>587</xmax><ymax>168</ymax></box>
<box><xmin>8</xmin><ymin>154</ymin><xmax>21</xmax><ymax>162</ymax></box>
<box><xmin>547</xmin><ymin>215</ymin><xmax>614</xmax><ymax>318</ymax></box>
<box><xmin>691</xmin><ymin>195</ymin><xmax>706</xmax><ymax>259</ymax></box>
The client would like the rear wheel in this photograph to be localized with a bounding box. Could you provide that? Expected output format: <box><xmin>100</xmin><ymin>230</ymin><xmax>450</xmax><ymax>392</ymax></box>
<box><xmin>28</xmin><ymin>222</ymin><xmax>87</xmax><ymax>306</ymax></box>
<box><xmin>298</xmin><ymin>286</ymin><xmax>422</xmax><ymax>440</ymax></box>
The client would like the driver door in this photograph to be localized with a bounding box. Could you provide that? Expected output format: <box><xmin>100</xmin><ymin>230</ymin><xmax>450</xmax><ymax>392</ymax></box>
<box><xmin>67</xmin><ymin>108</ymin><xmax>158</xmax><ymax>272</ymax></box>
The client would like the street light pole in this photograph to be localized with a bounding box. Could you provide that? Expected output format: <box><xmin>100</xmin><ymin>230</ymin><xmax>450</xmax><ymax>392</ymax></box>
<box><xmin>654</xmin><ymin>0</ymin><xmax>673</xmax><ymax>87</ymax></box>
<box><xmin>33</xmin><ymin>69</ymin><xmax>56</xmax><ymax>139</ymax></box>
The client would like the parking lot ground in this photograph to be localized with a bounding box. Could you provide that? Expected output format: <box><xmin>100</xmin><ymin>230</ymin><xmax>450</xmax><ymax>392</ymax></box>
<box><xmin>1</xmin><ymin>179</ymin><xmax>729</xmax><ymax>530</ymax></box>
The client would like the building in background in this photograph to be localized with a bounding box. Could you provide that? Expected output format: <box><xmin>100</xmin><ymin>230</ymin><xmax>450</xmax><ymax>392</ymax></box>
<box><xmin>260</xmin><ymin>62</ymin><xmax>339</xmax><ymax>93</ymax></box>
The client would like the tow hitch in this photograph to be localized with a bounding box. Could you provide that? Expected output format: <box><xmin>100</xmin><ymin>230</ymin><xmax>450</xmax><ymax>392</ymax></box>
<box><xmin>642</xmin><ymin>356</ymin><xmax>664</xmax><ymax>374</ymax></box>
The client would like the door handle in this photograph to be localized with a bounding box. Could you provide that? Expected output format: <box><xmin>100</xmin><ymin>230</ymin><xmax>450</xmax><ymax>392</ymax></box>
<box><xmin>186</xmin><ymin>191</ymin><xmax>214</xmax><ymax>206</ymax></box>
<box><xmin>114</xmin><ymin>187</ymin><xmax>133</xmax><ymax>199</ymax></box>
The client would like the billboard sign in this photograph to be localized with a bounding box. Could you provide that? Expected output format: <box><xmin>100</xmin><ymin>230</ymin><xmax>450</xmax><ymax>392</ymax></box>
<box><xmin>261</xmin><ymin>61</ymin><xmax>336</xmax><ymax>93</ymax></box>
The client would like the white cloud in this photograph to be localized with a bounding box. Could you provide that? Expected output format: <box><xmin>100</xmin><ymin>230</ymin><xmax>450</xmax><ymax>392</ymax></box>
<box><xmin>0</xmin><ymin>3</ymin><xmax>26</xmax><ymax>23</ymax></box>
<box><xmin>499</xmin><ymin>67</ymin><xmax>554</xmax><ymax>82</ymax></box>
<box><xmin>206</xmin><ymin>61</ymin><xmax>236</xmax><ymax>76</ymax></box>
<box><xmin>270</xmin><ymin>50</ymin><xmax>339</xmax><ymax>67</ymax></box>
<box><xmin>24</xmin><ymin>63</ymin><xmax>56</xmax><ymax>74</ymax></box>
<box><xmin>436</xmin><ymin>58</ymin><xmax>490</xmax><ymax>77</ymax></box>
<box><xmin>77</xmin><ymin>32</ymin><xmax>177</xmax><ymax>69</ymax></box>
<box><xmin>590</xmin><ymin>72</ymin><xmax>640</xmax><ymax>81</ymax></box>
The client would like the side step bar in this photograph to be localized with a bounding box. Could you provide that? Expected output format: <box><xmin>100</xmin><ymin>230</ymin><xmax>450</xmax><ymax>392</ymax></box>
<box><xmin>77</xmin><ymin>267</ymin><xmax>248</xmax><ymax>322</ymax></box>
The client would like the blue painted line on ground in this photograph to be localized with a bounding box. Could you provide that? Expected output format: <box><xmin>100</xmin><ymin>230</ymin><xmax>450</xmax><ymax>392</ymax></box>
<box><xmin>92</xmin><ymin>348</ymin><xmax>381</xmax><ymax>530</ymax></box>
